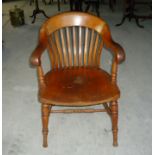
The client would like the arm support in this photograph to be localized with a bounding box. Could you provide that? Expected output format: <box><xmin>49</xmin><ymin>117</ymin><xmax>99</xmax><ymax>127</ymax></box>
<box><xmin>102</xmin><ymin>24</ymin><xmax>125</xmax><ymax>64</ymax></box>
<box><xmin>108</xmin><ymin>40</ymin><xmax>125</xmax><ymax>82</ymax></box>
<box><xmin>30</xmin><ymin>43</ymin><xmax>46</xmax><ymax>67</ymax></box>
<box><xmin>103</xmin><ymin>35</ymin><xmax>125</xmax><ymax>82</ymax></box>
<box><xmin>30</xmin><ymin>44</ymin><xmax>46</xmax><ymax>87</ymax></box>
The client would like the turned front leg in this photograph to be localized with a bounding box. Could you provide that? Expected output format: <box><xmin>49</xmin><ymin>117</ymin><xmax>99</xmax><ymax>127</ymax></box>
<box><xmin>111</xmin><ymin>101</ymin><xmax>118</xmax><ymax>146</ymax></box>
<box><xmin>42</xmin><ymin>104</ymin><xmax>50</xmax><ymax>147</ymax></box>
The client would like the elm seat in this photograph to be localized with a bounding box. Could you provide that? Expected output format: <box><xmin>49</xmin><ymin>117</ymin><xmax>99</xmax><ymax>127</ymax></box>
<box><xmin>30</xmin><ymin>12</ymin><xmax>125</xmax><ymax>148</ymax></box>
<box><xmin>40</xmin><ymin>67</ymin><xmax>120</xmax><ymax>106</ymax></box>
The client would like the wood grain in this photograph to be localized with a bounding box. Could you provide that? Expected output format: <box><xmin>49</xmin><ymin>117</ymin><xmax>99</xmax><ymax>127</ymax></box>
<box><xmin>30</xmin><ymin>12</ymin><xmax>125</xmax><ymax>148</ymax></box>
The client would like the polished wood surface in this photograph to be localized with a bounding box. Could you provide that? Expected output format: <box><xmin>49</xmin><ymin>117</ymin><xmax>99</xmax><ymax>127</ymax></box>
<box><xmin>40</xmin><ymin>67</ymin><xmax>120</xmax><ymax>105</ymax></box>
<box><xmin>31</xmin><ymin>13</ymin><xmax>125</xmax><ymax>67</ymax></box>
<box><xmin>30</xmin><ymin>12</ymin><xmax>125</xmax><ymax>147</ymax></box>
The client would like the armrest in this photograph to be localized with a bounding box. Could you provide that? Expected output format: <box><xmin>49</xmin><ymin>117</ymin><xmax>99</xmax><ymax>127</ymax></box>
<box><xmin>108</xmin><ymin>40</ymin><xmax>125</xmax><ymax>64</ymax></box>
<box><xmin>102</xmin><ymin>25</ymin><xmax>125</xmax><ymax>64</ymax></box>
<box><xmin>30</xmin><ymin>43</ymin><xmax>46</xmax><ymax>67</ymax></box>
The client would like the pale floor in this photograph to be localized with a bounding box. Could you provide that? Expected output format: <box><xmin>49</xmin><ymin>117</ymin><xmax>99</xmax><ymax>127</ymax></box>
<box><xmin>3</xmin><ymin>1</ymin><xmax>152</xmax><ymax>155</ymax></box>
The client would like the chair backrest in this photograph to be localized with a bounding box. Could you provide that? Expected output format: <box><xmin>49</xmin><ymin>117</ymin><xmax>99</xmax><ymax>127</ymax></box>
<box><xmin>39</xmin><ymin>12</ymin><xmax>112</xmax><ymax>69</ymax></box>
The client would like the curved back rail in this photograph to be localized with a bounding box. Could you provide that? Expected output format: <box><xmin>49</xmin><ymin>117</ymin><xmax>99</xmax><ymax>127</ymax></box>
<box><xmin>39</xmin><ymin>12</ymin><xmax>113</xmax><ymax>69</ymax></box>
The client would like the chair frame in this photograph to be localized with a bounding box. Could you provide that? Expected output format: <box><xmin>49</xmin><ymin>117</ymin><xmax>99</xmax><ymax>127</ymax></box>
<box><xmin>30</xmin><ymin>12</ymin><xmax>125</xmax><ymax>148</ymax></box>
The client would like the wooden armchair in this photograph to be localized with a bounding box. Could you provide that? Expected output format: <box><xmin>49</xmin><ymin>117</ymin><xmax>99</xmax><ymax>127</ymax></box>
<box><xmin>30</xmin><ymin>12</ymin><xmax>125</xmax><ymax>148</ymax></box>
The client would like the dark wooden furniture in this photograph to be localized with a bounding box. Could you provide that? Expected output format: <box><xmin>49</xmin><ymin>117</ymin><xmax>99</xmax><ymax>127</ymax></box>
<box><xmin>29</xmin><ymin>0</ymin><xmax>47</xmax><ymax>5</ymax></box>
<box><xmin>49</xmin><ymin>0</ymin><xmax>60</xmax><ymax>11</ymax></box>
<box><xmin>116</xmin><ymin>0</ymin><xmax>152</xmax><ymax>28</ymax></box>
<box><xmin>69</xmin><ymin>0</ymin><xmax>83</xmax><ymax>11</ymax></box>
<box><xmin>48</xmin><ymin>0</ymin><xmax>67</xmax><ymax>11</ymax></box>
<box><xmin>30</xmin><ymin>0</ymin><xmax>49</xmax><ymax>23</ymax></box>
<box><xmin>109</xmin><ymin>0</ymin><xmax>116</xmax><ymax>11</ymax></box>
<box><xmin>69</xmin><ymin>0</ymin><xmax>99</xmax><ymax>16</ymax></box>
<box><xmin>101</xmin><ymin>0</ymin><xmax>116</xmax><ymax>11</ymax></box>
<box><xmin>69</xmin><ymin>0</ymin><xmax>116</xmax><ymax>15</ymax></box>
<box><xmin>85</xmin><ymin>0</ymin><xmax>100</xmax><ymax>16</ymax></box>
<box><xmin>30</xmin><ymin>12</ymin><xmax>125</xmax><ymax>147</ymax></box>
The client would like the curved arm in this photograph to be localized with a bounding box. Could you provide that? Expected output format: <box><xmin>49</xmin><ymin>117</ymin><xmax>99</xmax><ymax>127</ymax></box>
<box><xmin>106</xmin><ymin>39</ymin><xmax>125</xmax><ymax>64</ymax></box>
<box><xmin>107</xmin><ymin>40</ymin><xmax>125</xmax><ymax>82</ymax></box>
<box><xmin>30</xmin><ymin>43</ymin><xmax>46</xmax><ymax>67</ymax></box>
<box><xmin>102</xmin><ymin>24</ymin><xmax>125</xmax><ymax>64</ymax></box>
<box><xmin>102</xmin><ymin>25</ymin><xmax>126</xmax><ymax>82</ymax></box>
<box><xmin>106</xmin><ymin>39</ymin><xmax>125</xmax><ymax>82</ymax></box>
<box><xmin>106</xmin><ymin>40</ymin><xmax>125</xmax><ymax>64</ymax></box>
<box><xmin>30</xmin><ymin>43</ymin><xmax>46</xmax><ymax>87</ymax></box>
<box><xmin>30</xmin><ymin>26</ymin><xmax>47</xmax><ymax>67</ymax></box>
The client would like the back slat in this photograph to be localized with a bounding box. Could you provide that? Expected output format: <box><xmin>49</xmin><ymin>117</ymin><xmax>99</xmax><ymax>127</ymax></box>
<box><xmin>78</xmin><ymin>26</ymin><xmax>83</xmax><ymax>66</ymax></box>
<box><xmin>84</xmin><ymin>27</ymin><xmax>89</xmax><ymax>66</ymax></box>
<box><xmin>66</xmin><ymin>27</ymin><xmax>72</xmax><ymax>67</ymax></box>
<box><xmin>88</xmin><ymin>30</ymin><xmax>95</xmax><ymax>66</ymax></box>
<box><xmin>47</xmin><ymin>37</ymin><xmax>55</xmax><ymax>69</ymax></box>
<box><xmin>49</xmin><ymin>35</ymin><xmax>59</xmax><ymax>69</ymax></box>
<box><xmin>93</xmin><ymin>34</ymin><xmax>99</xmax><ymax>65</ymax></box>
<box><xmin>97</xmin><ymin>41</ymin><xmax>104</xmax><ymax>65</ymax></box>
<box><xmin>73</xmin><ymin>27</ymin><xmax>78</xmax><ymax>66</ymax></box>
<box><xmin>60</xmin><ymin>29</ymin><xmax>68</xmax><ymax>67</ymax></box>
<box><xmin>54</xmin><ymin>31</ymin><xmax>63</xmax><ymax>68</ymax></box>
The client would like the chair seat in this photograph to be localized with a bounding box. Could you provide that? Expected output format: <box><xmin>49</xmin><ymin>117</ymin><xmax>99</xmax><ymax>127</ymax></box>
<box><xmin>39</xmin><ymin>67</ymin><xmax>120</xmax><ymax>106</ymax></box>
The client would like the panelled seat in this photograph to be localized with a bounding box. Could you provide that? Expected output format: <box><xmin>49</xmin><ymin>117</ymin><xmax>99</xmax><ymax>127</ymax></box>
<box><xmin>40</xmin><ymin>67</ymin><xmax>120</xmax><ymax>105</ymax></box>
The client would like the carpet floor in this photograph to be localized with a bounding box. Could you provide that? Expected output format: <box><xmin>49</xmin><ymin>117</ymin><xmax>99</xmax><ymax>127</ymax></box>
<box><xmin>3</xmin><ymin>1</ymin><xmax>152</xmax><ymax>155</ymax></box>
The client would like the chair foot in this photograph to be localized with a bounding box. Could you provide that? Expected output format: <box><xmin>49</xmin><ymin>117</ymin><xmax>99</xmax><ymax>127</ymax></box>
<box><xmin>113</xmin><ymin>142</ymin><xmax>118</xmax><ymax>147</ymax></box>
<box><xmin>112</xmin><ymin>129</ymin><xmax>118</xmax><ymax>146</ymax></box>
<box><xmin>43</xmin><ymin>132</ymin><xmax>48</xmax><ymax>147</ymax></box>
<box><xmin>42</xmin><ymin>104</ymin><xmax>50</xmax><ymax>147</ymax></box>
<box><xmin>111</xmin><ymin>101</ymin><xmax>118</xmax><ymax>147</ymax></box>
